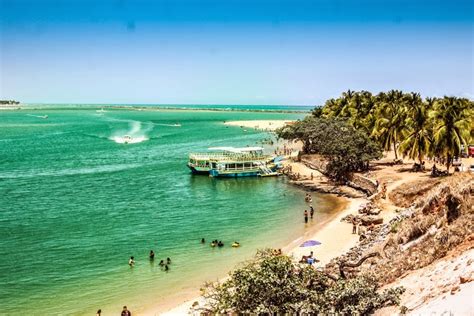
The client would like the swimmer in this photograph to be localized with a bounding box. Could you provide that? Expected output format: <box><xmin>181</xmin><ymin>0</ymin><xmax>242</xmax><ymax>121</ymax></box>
<box><xmin>159</xmin><ymin>260</ymin><xmax>165</xmax><ymax>266</ymax></box>
<box><xmin>201</xmin><ymin>238</ymin><xmax>205</xmax><ymax>243</ymax></box>
<box><xmin>167</xmin><ymin>257</ymin><xmax>171</xmax><ymax>264</ymax></box>
<box><xmin>128</xmin><ymin>256</ymin><xmax>135</xmax><ymax>267</ymax></box>
<box><xmin>164</xmin><ymin>264</ymin><xmax>169</xmax><ymax>271</ymax></box>
<box><xmin>231</xmin><ymin>241</ymin><xmax>240</xmax><ymax>247</ymax></box>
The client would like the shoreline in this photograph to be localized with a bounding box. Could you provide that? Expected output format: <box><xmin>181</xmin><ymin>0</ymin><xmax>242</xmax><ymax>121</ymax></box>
<box><xmin>159</xmin><ymin>193</ymin><xmax>367</xmax><ymax>315</ymax></box>
<box><xmin>156</xmin><ymin>120</ymin><xmax>368</xmax><ymax>315</ymax></box>
<box><xmin>224</xmin><ymin>120</ymin><xmax>294</xmax><ymax>131</ymax></box>
<box><xmin>11</xmin><ymin>105</ymin><xmax>311</xmax><ymax>115</ymax></box>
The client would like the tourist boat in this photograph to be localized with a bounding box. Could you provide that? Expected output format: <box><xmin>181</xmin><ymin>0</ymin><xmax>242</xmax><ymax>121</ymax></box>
<box><xmin>187</xmin><ymin>147</ymin><xmax>281</xmax><ymax>177</ymax></box>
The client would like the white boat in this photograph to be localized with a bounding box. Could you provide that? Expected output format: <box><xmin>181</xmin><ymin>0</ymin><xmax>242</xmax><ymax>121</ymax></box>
<box><xmin>188</xmin><ymin>147</ymin><xmax>281</xmax><ymax>177</ymax></box>
<box><xmin>96</xmin><ymin>108</ymin><xmax>107</xmax><ymax>113</ymax></box>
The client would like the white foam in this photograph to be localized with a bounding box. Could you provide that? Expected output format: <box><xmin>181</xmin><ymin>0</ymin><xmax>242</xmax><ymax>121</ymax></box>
<box><xmin>109</xmin><ymin>120</ymin><xmax>153</xmax><ymax>144</ymax></box>
<box><xmin>110</xmin><ymin>135</ymin><xmax>148</xmax><ymax>144</ymax></box>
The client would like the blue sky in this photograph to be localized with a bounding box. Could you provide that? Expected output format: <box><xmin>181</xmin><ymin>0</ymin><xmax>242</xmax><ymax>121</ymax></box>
<box><xmin>0</xmin><ymin>0</ymin><xmax>473</xmax><ymax>105</ymax></box>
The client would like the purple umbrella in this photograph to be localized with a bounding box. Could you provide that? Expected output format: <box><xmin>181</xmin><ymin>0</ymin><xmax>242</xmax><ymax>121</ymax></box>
<box><xmin>299</xmin><ymin>240</ymin><xmax>322</xmax><ymax>247</ymax></box>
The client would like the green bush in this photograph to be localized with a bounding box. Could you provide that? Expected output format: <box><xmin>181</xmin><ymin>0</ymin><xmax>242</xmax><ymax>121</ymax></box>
<box><xmin>202</xmin><ymin>249</ymin><xmax>404</xmax><ymax>314</ymax></box>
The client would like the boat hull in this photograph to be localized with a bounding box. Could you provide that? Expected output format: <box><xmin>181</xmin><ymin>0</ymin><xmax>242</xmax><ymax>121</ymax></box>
<box><xmin>188</xmin><ymin>165</ymin><xmax>210</xmax><ymax>175</ymax></box>
<box><xmin>209</xmin><ymin>170</ymin><xmax>260</xmax><ymax>177</ymax></box>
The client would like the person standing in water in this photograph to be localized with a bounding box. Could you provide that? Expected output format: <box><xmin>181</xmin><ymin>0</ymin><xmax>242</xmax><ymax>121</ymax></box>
<box><xmin>121</xmin><ymin>306</ymin><xmax>131</xmax><ymax>316</ymax></box>
<box><xmin>149</xmin><ymin>250</ymin><xmax>155</xmax><ymax>261</ymax></box>
<box><xmin>304</xmin><ymin>210</ymin><xmax>308</xmax><ymax>223</ymax></box>
<box><xmin>128</xmin><ymin>256</ymin><xmax>135</xmax><ymax>267</ymax></box>
<box><xmin>96</xmin><ymin>309</ymin><xmax>101</xmax><ymax>316</ymax></box>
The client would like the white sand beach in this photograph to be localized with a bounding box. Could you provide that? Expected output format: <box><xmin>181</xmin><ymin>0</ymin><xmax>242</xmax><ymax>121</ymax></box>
<box><xmin>158</xmin><ymin>196</ymin><xmax>367</xmax><ymax>315</ymax></box>
<box><xmin>224</xmin><ymin>120</ymin><xmax>294</xmax><ymax>131</ymax></box>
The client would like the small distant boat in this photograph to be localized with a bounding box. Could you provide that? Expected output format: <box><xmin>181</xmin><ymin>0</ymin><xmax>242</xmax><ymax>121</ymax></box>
<box><xmin>187</xmin><ymin>147</ymin><xmax>281</xmax><ymax>177</ymax></box>
<box><xmin>96</xmin><ymin>108</ymin><xmax>107</xmax><ymax>113</ymax></box>
<box><xmin>123</xmin><ymin>135</ymin><xmax>133</xmax><ymax>144</ymax></box>
<box><xmin>172</xmin><ymin>123</ymin><xmax>182</xmax><ymax>127</ymax></box>
<box><xmin>41</xmin><ymin>115</ymin><xmax>48</xmax><ymax>119</ymax></box>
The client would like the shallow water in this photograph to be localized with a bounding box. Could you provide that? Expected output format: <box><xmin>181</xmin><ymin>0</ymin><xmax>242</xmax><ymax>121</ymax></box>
<box><xmin>0</xmin><ymin>107</ymin><xmax>339</xmax><ymax>315</ymax></box>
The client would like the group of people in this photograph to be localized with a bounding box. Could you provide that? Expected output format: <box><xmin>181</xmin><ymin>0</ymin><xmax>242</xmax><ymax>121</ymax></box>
<box><xmin>202</xmin><ymin>238</ymin><xmax>240</xmax><ymax>248</ymax></box>
<box><xmin>300</xmin><ymin>251</ymin><xmax>318</xmax><ymax>265</ymax></box>
<box><xmin>128</xmin><ymin>251</ymin><xmax>172</xmax><ymax>271</ymax></box>
<box><xmin>303</xmin><ymin>193</ymin><xmax>315</xmax><ymax>223</ymax></box>
<box><xmin>272</xmin><ymin>248</ymin><xmax>283</xmax><ymax>256</ymax></box>
<box><xmin>96</xmin><ymin>305</ymin><xmax>131</xmax><ymax>316</ymax></box>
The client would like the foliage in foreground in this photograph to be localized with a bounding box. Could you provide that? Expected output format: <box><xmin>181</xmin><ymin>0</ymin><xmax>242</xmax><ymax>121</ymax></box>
<box><xmin>277</xmin><ymin>117</ymin><xmax>382</xmax><ymax>181</ymax></box>
<box><xmin>201</xmin><ymin>249</ymin><xmax>404</xmax><ymax>314</ymax></box>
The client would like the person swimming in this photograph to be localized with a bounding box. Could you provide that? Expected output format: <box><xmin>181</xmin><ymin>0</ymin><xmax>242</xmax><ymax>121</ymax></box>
<box><xmin>231</xmin><ymin>241</ymin><xmax>240</xmax><ymax>247</ymax></box>
<box><xmin>217</xmin><ymin>241</ymin><xmax>224</xmax><ymax>247</ymax></box>
<box><xmin>201</xmin><ymin>238</ymin><xmax>205</xmax><ymax>243</ymax></box>
<box><xmin>210</xmin><ymin>240</ymin><xmax>217</xmax><ymax>247</ymax></box>
<box><xmin>164</xmin><ymin>264</ymin><xmax>169</xmax><ymax>271</ymax></box>
<box><xmin>159</xmin><ymin>260</ymin><xmax>165</xmax><ymax>266</ymax></box>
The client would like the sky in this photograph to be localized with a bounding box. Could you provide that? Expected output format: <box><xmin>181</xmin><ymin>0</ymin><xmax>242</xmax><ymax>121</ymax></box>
<box><xmin>0</xmin><ymin>0</ymin><xmax>473</xmax><ymax>105</ymax></box>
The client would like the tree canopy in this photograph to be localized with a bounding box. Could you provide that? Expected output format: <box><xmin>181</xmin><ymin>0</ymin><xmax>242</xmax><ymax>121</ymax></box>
<box><xmin>308</xmin><ymin>90</ymin><xmax>474</xmax><ymax>172</ymax></box>
<box><xmin>277</xmin><ymin>117</ymin><xmax>382</xmax><ymax>181</ymax></box>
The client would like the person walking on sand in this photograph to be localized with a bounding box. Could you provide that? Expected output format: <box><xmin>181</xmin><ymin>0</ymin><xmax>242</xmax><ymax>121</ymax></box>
<box><xmin>121</xmin><ymin>306</ymin><xmax>131</xmax><ymax>316</ymax></box>
<box><xmin>310</xmin><ymin>205</ymin><xmax>314</xmax><ymax>219</ymax></box>
<box><xmin>96</xmin><ymin>309</ymin><xmax>101</xmax><ymax>316</ymax></box>
<box><xmin>352</xmin><ymin>219</ymin><xmax>357</xmax><ymax>234</ymax></box>
<box><xmin>304</xmin><ymin>210</ymin><xmax>308</xmax><ymax>223</ymax></box>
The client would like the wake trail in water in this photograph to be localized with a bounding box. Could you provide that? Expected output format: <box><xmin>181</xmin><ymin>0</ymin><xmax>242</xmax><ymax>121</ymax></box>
<box><xmin>153</xmin><ymin>123</ymin><xmax>182</xmax><ymax>127</ymax></box>
<box><xmin>109</xmin><ymin>120</ymin><xmax>154</xmax><ymax>144</ymax></box>
<box><xmin>26</xmin><ymin>114</ymin><xmax>48</xmax><ymax>119</ymax></box>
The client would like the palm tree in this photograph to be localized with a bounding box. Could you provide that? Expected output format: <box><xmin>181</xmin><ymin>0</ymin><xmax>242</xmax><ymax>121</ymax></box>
<box><xmin>430</xmin><ymin>96</ymin><xmax>472</xmax><ymax>172</ymax></box>
<box><xmin>399</xmin><ymin>93</ymin><xmax>431</xmax><ymax>164</ymax></box>
<box><xmin>371</xmin><ymin>90</ymin><xmax>406</xmax><ymax>160</ymax></box>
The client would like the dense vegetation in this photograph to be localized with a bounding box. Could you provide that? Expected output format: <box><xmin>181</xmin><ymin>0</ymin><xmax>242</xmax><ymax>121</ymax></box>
<box><xmin>278</xmin><ymin>90</ymin><xmax>474</xmax><ymax>176</ymax></box>
<box><xmin>277</xmin><ymin>117</ymin><xmax>382</xmax><ymax>180</ymax></box>
<box><xmin>202</xmin><ymin>249</ymin><xmax>404</xmax><ymax>314</ymax></box>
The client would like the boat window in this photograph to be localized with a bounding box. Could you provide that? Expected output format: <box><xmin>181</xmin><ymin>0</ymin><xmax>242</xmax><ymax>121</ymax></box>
<box><xmin>244</xmin><ymin>162</ymin><xmax>252</xmax><ymax>168</ymax></box>
<box><xmin>212</xmin><ymin>163</ymin><xmax>216</xmax><ymax>168</ymax></box>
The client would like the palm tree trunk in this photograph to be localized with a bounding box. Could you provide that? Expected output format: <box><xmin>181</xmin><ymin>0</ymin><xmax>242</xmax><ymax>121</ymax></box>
<box><xmin>393</xmin><ymin>142</ymin><xmax>398</xmax><ymax>160</ymax></box>
<box><xmin>446</xmin><ymin>153</ymin><xmax>451</xmax><ymax>173</ymax></box>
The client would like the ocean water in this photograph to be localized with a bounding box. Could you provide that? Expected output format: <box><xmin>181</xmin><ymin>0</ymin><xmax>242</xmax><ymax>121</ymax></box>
<box><xmin>0</xmin><ymin>107</ymin><xmax>339</xmax><ymax>315</ymax></box>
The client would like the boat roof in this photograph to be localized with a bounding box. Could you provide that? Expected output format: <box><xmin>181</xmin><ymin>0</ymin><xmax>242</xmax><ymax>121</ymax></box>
<box><xmin>207</xmin><ymin>146</ymin><xmax>264</xmax><ymax>153</ymax></box>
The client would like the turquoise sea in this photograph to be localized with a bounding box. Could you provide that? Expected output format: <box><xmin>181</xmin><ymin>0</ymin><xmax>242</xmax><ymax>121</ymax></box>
<box><xmin>0</xmin><ymin>105</ymin><xmax>339</xmax><ymax>315</ymax></box>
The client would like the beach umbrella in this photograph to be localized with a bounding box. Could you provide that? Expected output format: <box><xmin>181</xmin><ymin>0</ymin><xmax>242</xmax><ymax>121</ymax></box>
<box><xmin>299</xmin><ymin>240</ymin><xmax>321</xmax><ymax>247</ymax></box>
